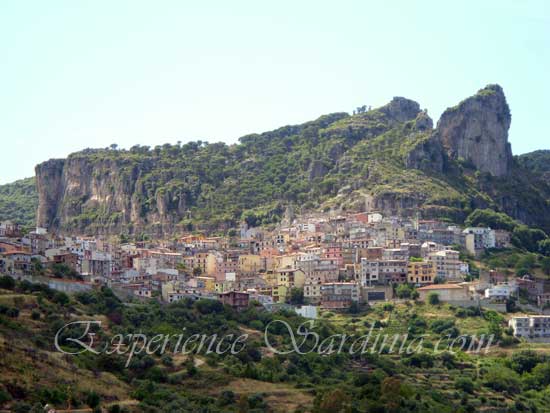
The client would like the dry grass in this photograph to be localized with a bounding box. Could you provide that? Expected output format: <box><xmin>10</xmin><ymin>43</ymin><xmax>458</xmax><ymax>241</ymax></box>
<box><xmin>213</xmin><ymin>378</ymin><xmax>313</xmax><ymax>412</ymax></box>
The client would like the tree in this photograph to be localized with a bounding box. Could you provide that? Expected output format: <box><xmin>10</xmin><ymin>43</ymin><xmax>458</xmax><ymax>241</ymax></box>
<box><xmin>512</xmin><ymin>225</ymin><xmax>548</xmax><ymax>253</ymax></box>
<box><xmin>483</xmin><ymin>366</ymin><xmax>521</xmax><ymax>393</ymax></box>
<box><xmin>0</xmin><ymin>275</ymin><xmax>15</xmax><ymax>290</ymax></box>
<box><xmin>396</xmin><ymin>284</ymin><xmax>413</xmax><ymax>299</ymax></box>
<box><xmin>317</xmin><ymin>389</ymin><xmax>352</xmax><ymax>413</ymax></box>
<box><xmin>542</xmin><ymin>257</ymin><xmax>550</xmax><ymax>276</ymax></box>
<box><xmin>510</xmin><ymin>350</ymin><xmax>540</xmax><ymax>374</ymax></box>
<box><xmin>428</xmin><ymin>293</ymin><xmax>440</xmax><ymax>305</ymax></box>
<box><xmin>515</xmin><ymin>254</ymin><xmax>536</xmax><ymax>276</ymax></box>
<box><xmin>455</xmin><ymin>377</ymin><xmax>474</xmax><ymax>393</ymax></box>
<box><xmin>539</xmin><ymin>239</ymin><xmax>550</xmax><ymax>256</ymax></box>
<box><xmin>51</xmin><ymin>263</ymin><xmax>80</xmax><ymax>279</ymax></box>
<box><xmin>289</xmin><ymin>287</ymin><xmax>304</xmax><ymax>305</ymax></box>
<box><xmin>465</xmin><ymin>209</ymin><xmax>516</xmax><ymax>231</ymax></box>
<box><xmin>348</xmin><ymin>301</ymin><xmax>360</xmax><ymax>314</ymax></box>
<box><xmin>86</xmin><ymin>391</ymin><xmax>100</xmax><ymax>409</ymax></box>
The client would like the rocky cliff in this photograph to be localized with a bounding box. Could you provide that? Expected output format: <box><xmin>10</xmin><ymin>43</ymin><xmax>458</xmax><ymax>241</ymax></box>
<box><xmin>32</xmin><ymin>84</ymin><xmax>550</xmax><ymax>235</ymax></box>
<box><xmin>36</xmin><ymin>154</ymin><xmax>192</xmax><ymax>235</ymax></box>
<box><xmin>434</xmin><ymin>84</ymin><xmax>513</xmax><ymax>177</ymax></box>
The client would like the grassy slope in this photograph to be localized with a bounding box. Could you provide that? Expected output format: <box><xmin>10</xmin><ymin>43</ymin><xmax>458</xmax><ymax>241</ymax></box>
<box><xmin>0</xmin><ymin>177</ymin><xmax>37</xmax><ymax>228</ymax></box>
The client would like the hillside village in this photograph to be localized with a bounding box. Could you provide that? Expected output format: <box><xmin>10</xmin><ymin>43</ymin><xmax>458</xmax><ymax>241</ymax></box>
<box><xmin>1</xmin><ymin>210</ymin><xmax>548</xmax><ymax>340</ymax></box>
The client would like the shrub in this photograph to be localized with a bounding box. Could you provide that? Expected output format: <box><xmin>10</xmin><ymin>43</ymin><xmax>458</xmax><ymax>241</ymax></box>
<box><xmin>0</xmin><ymin>275</ymin><xmax>15</xmax><ymax>290</ymax></box>
<box><xmin>455</xmin><ymin>377</ymin><xmax>475</xmax><ymax>394</ymax></box>
<box><xmin>483</xmin><ymin>366</ymin><xmax>521</xmax><ymax>393</ymax></box>
<box><xmin>108</xmin><ymin>404</ymin><xmax>121</xmax><ymax>413</ymax></box>
<box><xmin>510</xmin><ymin>350</ymin><xmax>540</xmax><ymax>374</ymax></box>
<box><xmin>512</xmin><ymin>225</ymin><xmax>547</xmax><ymax>253</ymax></box>
<box><xmin>31</xmin><ymin>310</ymin><xmax>40</xmax><ymax>320</ymax></box>
<box><xmin>0</xmin><ymin>387</ymin><xmax>12</xmax><ymax>405</ymax></box>
<box><xmin>218</xmin><ymin>390</ymin><xmax>235</xmax><ymax>406</ymax></box>
<box><xmin>465</xmin><ymin>209</ymin><xmax>517</xmax><ymax>231</ymax></box>
<box><xmin>428</xmin><ymin>293</ymin><xmax>440</xmax><ymax>305</ymax></box>
<box><xmin>86</xmin><ymin>391</ymin><xmax>101</xmax><ymax>408</ymax></box>
<box><xmin>396</xmin><ymin>284</ymin><xmax>414</xmax><ymax>299</ymax></box>
<box><xmin>6</xmin><ymin>307</ymin><xmax>19</xmax><ymax>318</ymax></box>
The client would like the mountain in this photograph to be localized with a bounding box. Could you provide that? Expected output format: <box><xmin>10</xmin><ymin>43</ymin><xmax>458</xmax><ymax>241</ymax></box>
<box><xmin>517</xmin><ymin>150</ymin><xmax>550</xmax><ymax>182</ymax></box>
<box><xmin>0</xmin><ymin>177</ymin><xmax>38</xmax><ymax>228</ymax></box>
<box><xmin>13</xmin><ymin>85</ymin><xmax>550</xmax><ymax>236</ymax></box>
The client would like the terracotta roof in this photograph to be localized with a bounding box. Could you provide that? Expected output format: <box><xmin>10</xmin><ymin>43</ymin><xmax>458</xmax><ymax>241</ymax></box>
<box><xmin>417</xmin><ymin>283</ymin><xmax>464</xmax><ymax>290</ymax></box>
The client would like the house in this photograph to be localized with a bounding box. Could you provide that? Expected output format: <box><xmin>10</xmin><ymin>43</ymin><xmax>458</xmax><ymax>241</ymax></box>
<box><xmin>417</xmin><ymin>283</ymin><xmax>469</xmax><ymax>302</ymax></box>
<box><xmin>276</xmin><ymin>268</ymin><xmax>306</xmax><ymax>289</ymax></box>
<box><xmin>304</xmin><ymin>281</ymin><xmax>322</xmax><ymax>303</ymax></box>
<box><xmin>407</xmin><ymin>261</ymin><xmax>436</xmax><ymax>285</ymax></box>
<box><xmin>188</xmin><ymin>276</ymin><xmax>216</xmax><ymax>292</ymax></box>
<box><xmin>0</xmin><ymin>251</ymin><xmax>32</xmax><ymax>275</ymax></box>
<box><xmin>360</xmin><ymin>259</ymin><xmax>407</xmax><ymax>286</ymax></box>
<box><xmin>320</xmin><ymin>282</ymin><xmax>360</xmax><ymax>309</ymax></box>
<box><xmin>295</xmin><ymin>305</ymin><xmax>318</xmax><ymax>319</ymax></box>
<box><xmin>484</xmin><ymin>283</ymin><xmax>517</xmax><ymax>301</ymax></box>
<box><xmin>463</xmin><ymin>227</ymin><xmax>496</xmax><ymax>256</ymax></box>
<box><xmin>134</xmin><ymin>287</ymin><xmax>153</xmax><ymax>299</ymax></box>
<box><xmin>509</xmin><ymin>316</ymin><xmax>550</xmax><ymax>339</ymax></box>
<box><xmin>50</xmin><ymin>251</ymin><xmax>79</xmax><ymax>272</ymax></box>
<box><xmin>517</xmin><ymin>277</ymin><xmax>550</xmax><ymax>307</ymax></box>
<box><xmin>494</xmin><ymin>230</ymin><xmax>512</xmax><ymax>248</ymax></box>
<box><xmin>427</xmin><ymin>250</ymin><xmax>462</xmax><ymax>280</ymax></box>
<box><xmin>0</xmin><ymin>221</ymin><xmax>21</xmax><ymax>237</ymax></box>
<box><xmin>239</xmin><ymin>254</ymin><xmax>261</xmax><ymax>275</ymax></box>
<box><xmin>218</xmin><ymin>291</ymin><xmax>249</xmax><ymax>310</ymax></box>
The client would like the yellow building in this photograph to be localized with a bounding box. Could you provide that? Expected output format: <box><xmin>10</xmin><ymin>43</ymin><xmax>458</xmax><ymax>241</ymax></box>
<box><xmin>196</xmin><ymin>276</ymin><xmax>216</xmax><ymax>292</ymax></box>
<box><xmin>272</xmin><ymin>285</ymin><xmax>289</xmax><ymax>303</ymax></box>
<box><xmin>239</xmin><ymin>254</ymin><xmax>261</xmax><ymax>274</ymax></box>
<box><xmin>275</xmin><ymin>254</ymin><xmax>298</xmax><ymax>270</ymax></box>
<box><xmin>276</xmin><ymin>268</ymin><xmax>306</xmax><ymax>289</ymax></box>
<box><xmin>262</xmin><ymin>271</ymin><xmax>279</xmax><ymax>287</ymax></box>
<box><xmin>205</xmin><ymin>253</ymin><xmax>218</xmax><ymax>276</ymax></box>
<box><xmin>407</xmin><ymin>260</ymin><xmax>436</xmax><ymax>285</ymax></box>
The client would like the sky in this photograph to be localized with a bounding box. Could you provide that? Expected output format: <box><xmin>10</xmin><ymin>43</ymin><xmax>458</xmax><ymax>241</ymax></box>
<box><xmin>1</xmin><ymin>0</ymin><xmax>549</xmax><ymax>184</ymax></box>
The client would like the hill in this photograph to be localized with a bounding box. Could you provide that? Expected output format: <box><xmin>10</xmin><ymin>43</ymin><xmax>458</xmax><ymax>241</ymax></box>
<box><xmin>1</xmin><ymin>85</ymin><xmax>548</xmax><ymax>236</ymax></box>
<box><xmin>0</xmin><ymin>177</ymin><xmax>38</xmax><ymax>228</ymax></box>
<box><xmin>2</xmin><ymin>276</ymin><xmax>550</xmax><ymax>412</ymax></box>
<box><xmin>516</xmin><ymin>150</ymin><xmax>550</xmax><ymax>182</ymax></box>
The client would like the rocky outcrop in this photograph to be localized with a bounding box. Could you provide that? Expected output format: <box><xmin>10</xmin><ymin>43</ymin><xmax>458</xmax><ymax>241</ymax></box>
<box><xmin>35</xmin><ymin>159</ymin><xmax>65</xmax><ymax>230</ymax></box>
<box><xmin>35</xmin><ymin>154</ymin><xmax>190</xmax><ymax>235</ymax></box>
<box><xmin>434</xmin><ymin>84</ymin><xmax>512</xmax><ymax>177</ymax></box>
<box><xmin>380</xmin><ymin>97</ymin><xmax>421</xmax><ymax>123</ymax></box>
<box><xmin>405</xmin><ymin>138</ymin><xmax>445</xmax><ymax>173</ymax></box>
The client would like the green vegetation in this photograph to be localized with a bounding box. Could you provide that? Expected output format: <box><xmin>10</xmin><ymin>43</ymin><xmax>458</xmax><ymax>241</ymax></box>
<box><xmin>465</xmin><ymin>208</ymin><xmax>517</xmax><ymax>231</ymax></box>
<box><xmin>0</xmin><ymin>177</ymin><xmax>37</xmax><ymax>228</ymax></box>
<box><xmin>3</xmin><ymin>279</ymin><xmax>550</xmax><ymax>412</ymax></box>
<box><xmin>428</xmin><ymin>292</ymin><xmax>440</xmax><ymax>305</ymax></box>
<box><xmin>516</xmin><ymin>150</ymin><xmax>550</xmax><ymax>179</ymax></box>
<box><xmin>25</xmin><ymin>102</ymin><xmax>550</xmax><ymax>235</ymax></box>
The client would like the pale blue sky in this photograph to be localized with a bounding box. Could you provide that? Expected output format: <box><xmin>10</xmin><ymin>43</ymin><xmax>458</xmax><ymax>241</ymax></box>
<box><xmin>1</xmin><ymin>1</ymin><xmax>549</xmax><ymax>184</ymax></box>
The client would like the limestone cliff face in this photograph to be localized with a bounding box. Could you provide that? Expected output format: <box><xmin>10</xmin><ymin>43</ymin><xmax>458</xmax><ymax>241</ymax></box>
<box><xmin>35</xmin><ymin>159</ymin><xmax>65</xmax><ymax>230</ymax></box>
<box><xmin>35</xmin><ymin>154</ymin><xmax>189</xmax><ymax>235</ymax></box>
<box><xmin>434</xmin><ymin>84</ymin><xmax>512</xmax><ymax>177</ymax></box>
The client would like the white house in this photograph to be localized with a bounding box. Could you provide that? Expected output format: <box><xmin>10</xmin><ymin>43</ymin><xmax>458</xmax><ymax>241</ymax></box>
<box><xmin>484</xmin><ymin>283</ymin><xmax>518</xmax><ymax>300</ymax></box>
<box><xmin>509</xmin><ymin>316</ymin><xmax>550</xmax><ymax>339</ymax></box>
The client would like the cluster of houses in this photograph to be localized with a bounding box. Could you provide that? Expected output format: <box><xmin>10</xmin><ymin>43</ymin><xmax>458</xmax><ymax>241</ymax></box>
<box><xmin>0</xmin><ymin>212</ymin><xmax>532</xmax><ymax>316</ymax></box>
